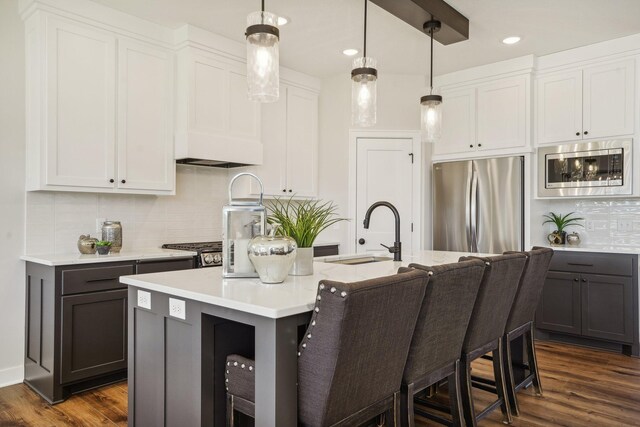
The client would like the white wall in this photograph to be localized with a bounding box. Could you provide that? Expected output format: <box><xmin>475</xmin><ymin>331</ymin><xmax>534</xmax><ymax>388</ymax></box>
<box><xmin>0</xmin><ymin>0</ymin><xmax>26</xmax><ymax>387</ymax></box>
<box><xmin>317</xmin><ymin>73</ymin><xmax>426</xmax><ymax>250</ymax></box>
<box><xmin>26</xmin><ymin>166</ymin><xmax>228</xmax><ymax>254</ymax></box>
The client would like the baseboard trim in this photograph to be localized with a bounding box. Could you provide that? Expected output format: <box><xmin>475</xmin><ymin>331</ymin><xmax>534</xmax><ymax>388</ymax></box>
<box><xmin>0</xmin><ymin>365</ymin><xmax>24</xmax><ymax>388</ymax></box>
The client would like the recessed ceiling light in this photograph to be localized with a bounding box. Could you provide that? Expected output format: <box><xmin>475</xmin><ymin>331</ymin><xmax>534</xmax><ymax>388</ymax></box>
<box><xmin>277</xmin><ymin>16</ymin><xmax>289</xmax><ymax>26</ymax></box>
<box><xmin>502</xmin><ymin>36</ymin><xmax>521</xmax><ymax>45</ymax></box>
<box><xmin>343</xmin><ymin>48</ymin><xmax>359</xmax><ymax>56</ymax></box>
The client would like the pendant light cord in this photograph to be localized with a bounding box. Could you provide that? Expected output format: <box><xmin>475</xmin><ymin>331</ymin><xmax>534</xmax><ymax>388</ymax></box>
<box><xmin>429</xmin><ymin>25</ymin><xmax>434</xmax><ymax>95</ymax></box>
<box><xmin>261</xmin><ymin>0</ymin><xmax>265</xmax><ymax>23</ymax></box>
<box><xmin>363</xmin><ymin>0</ymin><xmax>367</xmax><ymax>61</ymax></box>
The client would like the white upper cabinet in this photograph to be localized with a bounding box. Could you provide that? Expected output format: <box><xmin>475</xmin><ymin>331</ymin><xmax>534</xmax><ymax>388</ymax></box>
<box><xmin>43</xmin><ymin>17</ymin><xmax>117</xmax><ymax>189</ymax></box>
<box><xmin>535</xmin><ymin>59</ymin><xmax>635</xmax><ymax>145</ymax></box>
<box><xmin>174</xmin><ymin>47</ymin><xmax>262</xmax><ymax>165</ymax></box>
<box><xmin>117</xmin><ymin>38</ymin><xmax>174</xmax><ymax>192</ymax></box>
<box><xmin>244</xmin><ymin>84</ymin><xmax>319</xmax><ymax>198</ymax></box>
<box><xmin>434</xmin><ymin>75</ymin><xmax>529</xmax><ymax>158</ymax></box>
<box><xmin>25</xmin><ymin>11</ymin><xmax>175</xmax><ymax>194</ymax></box>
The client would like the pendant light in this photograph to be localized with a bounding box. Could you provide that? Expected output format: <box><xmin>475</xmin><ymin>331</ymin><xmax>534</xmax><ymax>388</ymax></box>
<box><xmin>421</xmin><ymin>19</ymin><xmax>442</xmax><ymax>143</ymax></box>
<box><xmin>246</xmin><ymin>0</ymin><xmax>279</xmax><ymax>102</ymax></box>
<box><xmin>351</xmin><ymin>0</ymin><xmax>377</xmax><ymax>127</ymax></box>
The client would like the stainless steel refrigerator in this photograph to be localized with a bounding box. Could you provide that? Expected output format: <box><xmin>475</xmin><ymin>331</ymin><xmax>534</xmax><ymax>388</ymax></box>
<box><xmin>433</xmin><ymin>156</ymin><xmax>524</xmax><ymax>253</ymax></box>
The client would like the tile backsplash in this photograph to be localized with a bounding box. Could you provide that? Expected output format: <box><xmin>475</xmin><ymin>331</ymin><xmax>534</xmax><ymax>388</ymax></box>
<box><xmin>533</xmin><ymin>198</ymin><xmax>640</xmax><ymax>248</ymax></box>
<box><xmin>25</xmin><ymin>165</ymin><xmax>229</xmax><ymax>254</ymax></box>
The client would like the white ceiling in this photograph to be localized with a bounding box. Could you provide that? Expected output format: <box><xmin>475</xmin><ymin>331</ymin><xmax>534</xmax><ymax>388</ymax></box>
<box><xmin>91</xmin><ymin>0</ymin><xmax>640</xmax><ymax>78</ymax></box>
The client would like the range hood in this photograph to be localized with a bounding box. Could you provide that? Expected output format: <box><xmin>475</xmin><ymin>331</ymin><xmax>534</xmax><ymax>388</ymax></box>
<box><xmin>174</xmin><ymin>129</ymin><xmax>264</xmax><ymax>169</ymax></box>
<box><xmin>176</xmin><ymin>158</ymin><xmax>252</xmax><ymax>168</ymax></box>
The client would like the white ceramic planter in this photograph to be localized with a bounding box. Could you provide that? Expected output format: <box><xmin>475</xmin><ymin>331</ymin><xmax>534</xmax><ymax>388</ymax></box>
<box><xmin>290</xmin><ymin>247</ymin><xmax>313</xmax><ymax>276</ymax></box>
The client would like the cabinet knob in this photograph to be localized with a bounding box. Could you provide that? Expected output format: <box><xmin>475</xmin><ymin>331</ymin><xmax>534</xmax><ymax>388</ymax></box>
<box><xmin>121</xmin><ymin>179</ymin><xmax>126</xmax><ymax>184</ymax></box>
<box><xmin>576</xmin><ymin>132</ymin><xmax>580</xmax><ymax>136</ymax></box>
<box><xmin>282</xmin><ymin>189</ymin><xmax>286</xmax><ymax>192</ymax></box>
<box><xmin>574</xmin><ymin>278</ymin><xmax>579</xmax><ymax>282</ymax></box>
<box><xmin>583</xmin><ymin>131</ymin><xmax>589</xmax><ymax>135</ymax></box>
<box><xmin>478</xmin><ymin>143</ymin><xmax>482</xmax><ymax>147</ymax></box>
<box><xmin>469</xmin><ymin>144</ymin><xmax>474</xmax><ymax>148</ymax></box>
<box><xmin>288</xmin><ymin>189</ymin><xmax>292</xmax><ymax>193</ymax></box>
<box><xmin>109</xmin><ymin>179</ymin><xmax>115</xmax><ymax>183</ymax></box>
<box><xmin>581</xmin><ymin>278</ymin><xmax>587</xmax><ymax>282</ymax></box>
<box><xmin>358</xmin><ymin>238</ymin><xmax>365</xmax><ymax>245</ymax></box>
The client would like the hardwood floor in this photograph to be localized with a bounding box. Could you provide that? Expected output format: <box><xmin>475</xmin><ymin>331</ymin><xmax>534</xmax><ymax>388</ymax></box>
<box><xmin>0</xmin><ymin>342</ymin><xmax>638</xmax><ymax>426</ymax></box>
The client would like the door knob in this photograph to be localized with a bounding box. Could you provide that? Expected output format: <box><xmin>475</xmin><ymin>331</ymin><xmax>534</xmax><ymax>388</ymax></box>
<box><xmin>358</xmin><ymin>238</ymin><xmax>365</xmax><ymax>245</ymax></box>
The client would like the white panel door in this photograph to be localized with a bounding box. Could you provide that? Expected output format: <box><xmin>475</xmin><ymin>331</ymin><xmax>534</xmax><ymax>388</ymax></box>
<box><xmin>285</xmin><ymin>87</ymin><xmax>319</xmax><ymax>197</ymax></box>
<box><xmin>583</xmin><ymin>59</ymin><xmax>635</xmax><ymax>139</ymax></box>
<box><xmin>434</xmin><ymin>87</ymin><xmax>476</xmax><ymax>156</ymax></box>
<box><xmin>356</xmin><ymin>138</ymin><xmax>413</xmax><ymax>256</ymax></box>
<box><xmin>535</xmin><ymin>70</ymin><xmax>582</xmax><ymax>145</ymax></box>
<box><xmin>477</xmin><ymin>76</ymin><xmax>527</xmax><ymax>151</ymax></box>
<box><xmin>117</xmin><ymin>39</ymin><xmax>174</xmax><ymax>192</ymax></box>
<box><xmin>45</xmin><ymin>17</ymin><xmax>116</xmax><ymax>188</ymax></box>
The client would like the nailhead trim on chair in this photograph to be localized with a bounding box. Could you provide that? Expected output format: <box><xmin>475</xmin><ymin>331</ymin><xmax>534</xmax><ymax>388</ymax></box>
<box><xmin>298</xmin><ymin>283</ymin><xmax>348</xmax><ymax>358</ymax></box>
<box><xmin>225</xmin><ymin>357</ymin><xmax>254</xmax><ymax>392</ymax></box>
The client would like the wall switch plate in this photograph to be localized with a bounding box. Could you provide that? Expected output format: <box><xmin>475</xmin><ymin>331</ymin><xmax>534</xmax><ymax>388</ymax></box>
<box><xmin>96</xmin><ymin>218</ymin><xmax>106</xmax><ymax>235</ymax></box>
<box><xmin>169</xmin><ymin>298</ymin><xmax>186</xmax><ymax>320</ymax></box>
<box><xmin>137</xmin><ymin>290</ymin><xmax>151</xmax><ymax>310</ymax></box>
<box><xmin>585</xmin><ymin>220</ymin><xmax>595</xmax><ymax>232</ymax></box>
<box><xmin>617</xmin><ymin>219</ymin><xmax>633</xmax><ymax>232</ymax></box>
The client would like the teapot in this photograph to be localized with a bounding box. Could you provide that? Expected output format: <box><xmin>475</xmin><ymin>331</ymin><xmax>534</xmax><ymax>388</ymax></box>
<box><xmin>77</xmin><ymin>234</ymin><xmax>98</xmax><ymax>254</ymax></box>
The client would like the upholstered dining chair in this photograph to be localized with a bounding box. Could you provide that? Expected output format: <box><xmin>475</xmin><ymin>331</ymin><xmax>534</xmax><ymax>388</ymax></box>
<box><xmin>457</xmin><ymin>253</ymin><xmax>527</xmax><ymax>427</ymax></box>
<box><xmin>225</xmin><ymin>268</ymin><xmax>430</xmax><ymax>427</ymax></box>
<box><xmin>501</xmin><ymin>246</ymin><xmax>554</xmax><ymax>415</ymax></box>
<box><xmin>400</xmin><ymin>259</ymin><xmax>486</xmax><ymax>427</ymax></box>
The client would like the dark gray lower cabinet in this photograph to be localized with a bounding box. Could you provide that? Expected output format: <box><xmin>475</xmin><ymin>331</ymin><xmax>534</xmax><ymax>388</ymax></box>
<box><xmin>24</xmin><ymin>257</ymin><xmax>195</xmax><ymax>403</ymax></box>
<box><xmin>536</xmin><ymin>251</ymin><xmax>639</xmax><ymax>356</ymax></box>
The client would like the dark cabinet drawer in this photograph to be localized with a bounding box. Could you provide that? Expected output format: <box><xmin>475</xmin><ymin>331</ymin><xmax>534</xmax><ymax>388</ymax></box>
<box><xmin>135</xmin><ymin>257</ymin><xmax>195</xmax><ymax>274</ymax></box>
<box><xmin>61</xmin><ymin>264</ymin><xmax>135</xmax><ymax>295</ymax></box>
<box><xmin>313</xmin><ymin>244</ymin><xmax>339</xmax><ymax>257</ymax></box>
<box><xmin>549</xmin><ymin>251</ymin><xmax>634</xmax><ymax>277</ymax></box>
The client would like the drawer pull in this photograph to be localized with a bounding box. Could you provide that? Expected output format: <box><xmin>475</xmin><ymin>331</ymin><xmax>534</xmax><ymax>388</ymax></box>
<box><xmin>567</xmin><ymin>262</ymin><xmax>594</xmax><ymax>267</ymax></box>
<box><xmin>86</xmin><ymin>278</ymin><xmax>117</xmax><ymax>283</ymax></box>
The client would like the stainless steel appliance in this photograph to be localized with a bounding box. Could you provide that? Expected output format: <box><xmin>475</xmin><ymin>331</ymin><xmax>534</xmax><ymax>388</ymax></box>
<box><xmin>538</xmin><ymin>139</ymin><xmax>632</xmax><ymax>197</ymax></box>
<box><xmin>161</xmin><ymin>242</ymin><xmax>222</xmax><ymax>268</ymax></box>
<box><xmin>433</xmin><ymin>156</ymin><xmax>524</xmax><ymax>253</ymax></box>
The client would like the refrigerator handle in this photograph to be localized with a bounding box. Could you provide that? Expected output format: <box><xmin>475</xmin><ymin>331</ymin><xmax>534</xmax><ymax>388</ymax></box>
<box><xmin>470</xmin><ymin>171</ymin><xmax>479</xmax><ymax>253</ymax></box>
<box><xmin>465</xmin><ymin>168</ymin><xmax>473</xmax><ymax>252</ymax></box>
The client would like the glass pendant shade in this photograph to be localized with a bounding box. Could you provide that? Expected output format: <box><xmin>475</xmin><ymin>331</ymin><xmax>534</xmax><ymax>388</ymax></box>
<box><xmin>351</xmin><ymin>57</ymin><xmax>377</xmax><ymax>127</ymax></box>
<box><xmin>421</xmin><ymin>94</ymin><xmax>442</xmax><ymax>143</ymax></box>
<box><xmin>246</xmin><ymin>11</ymin><xmax>279</xmax><ymax>102</ymax></box>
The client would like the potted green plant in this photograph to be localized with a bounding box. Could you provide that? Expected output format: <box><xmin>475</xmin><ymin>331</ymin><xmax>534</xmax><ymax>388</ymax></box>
<box><xmin>542</xmin><ymin>212</ymin><xmax>584</xmax><ymax>245</ymax></box>
<box><xmin>95</xmin><ymin>240</ymin><xmax>112</xmax><ymax>255</ymax></box>
<box><xmin>267</xmin><ymin>197</ymin><xmax>347</xmax><ymax>275</ymax></box>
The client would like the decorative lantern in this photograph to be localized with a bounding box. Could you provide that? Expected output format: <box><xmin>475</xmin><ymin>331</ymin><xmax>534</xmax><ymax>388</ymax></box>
<box><xmin>223</xmin><ymin>173</ymin><xmax>266</xmax><ymax>278</ymax></box>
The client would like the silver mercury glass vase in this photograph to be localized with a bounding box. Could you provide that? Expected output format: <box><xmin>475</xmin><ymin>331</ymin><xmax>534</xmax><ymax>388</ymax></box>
<box><xmin>248</xmin><ymin>230</ymin><xmax>297</xmax><ymax>284</ymax></box>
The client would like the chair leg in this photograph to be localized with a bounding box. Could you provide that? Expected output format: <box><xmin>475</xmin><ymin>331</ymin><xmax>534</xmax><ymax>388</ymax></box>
<box><xmin>502</xmin><ymin>334</ymin><xmax>520</xmax><ymax>416</ymax></box>
<box><xmin>226</xmin><ymin>394</ymin><xmax>234</xmax><ymax>427</ymax></box>
<box><xmin>459</xmin><ymin>356</ymin><xmax>477</xmax><ymax>427</ymax></box>
<box><xmin>448</xmin><ymin>360</ymin><xmax>464</xmax><ymax>427</ymax></box>
<box><xmin>493</xmin><ymin>340</ymin><xmax>513</xmax><ymax>425</ymax></box>
<box><xmin>394</xmin><ymin>391</ymin><xmax>402</xmax><ymax>427</ymax></box>
<box><xmin>527</xmin><ymin>327</ymin><xmax>543</xmax><ymax>396</ymax></box>
<box><xmin>400</xmin><ymin>383</ymin><xmax>414</xmax><ymax>427</ymax></box>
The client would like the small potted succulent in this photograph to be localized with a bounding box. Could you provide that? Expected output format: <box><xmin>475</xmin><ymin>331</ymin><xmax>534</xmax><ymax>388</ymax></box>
<box><xmin>543</xmin><ymin>212</ymin><xmax>584</xmax><ymax>245</ymax></box>
<box><xmin>95</xmin><ymin>240</ymin><xmax>112</xmax><ymax>255</ymax></box>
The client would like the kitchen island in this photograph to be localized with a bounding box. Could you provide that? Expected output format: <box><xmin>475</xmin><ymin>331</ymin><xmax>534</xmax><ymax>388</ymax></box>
<box><xmin>121</xmin><ymin>250</ymin><xmax>488</xmax><ymax>427</ymax></box>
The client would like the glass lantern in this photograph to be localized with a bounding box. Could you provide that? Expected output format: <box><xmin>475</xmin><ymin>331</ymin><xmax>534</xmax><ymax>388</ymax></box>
<box><xmin>420</xmin><ymin>94</ymin><xmax>442</xmax><ymax>143</ymax></box>
<box><xmin>351</xmin><ymin>57</ymin><xmax>377</xmax><ymax>127</ymax></box>
<box><xmin>246</xmin><ymin>11</ymin><xmax>279</xmax><ymax>103</ymax></box>
<box><xmin>223</xmin><ymin>173</ymin><xmax>266</xmax><ymax>278</ymax></box>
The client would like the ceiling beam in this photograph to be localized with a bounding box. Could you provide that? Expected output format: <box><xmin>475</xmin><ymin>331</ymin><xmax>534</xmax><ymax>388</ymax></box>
<box><xmin>371</xmin><ymin>0</ymin><xmax>469</xmax><ymax>45</ymax></box>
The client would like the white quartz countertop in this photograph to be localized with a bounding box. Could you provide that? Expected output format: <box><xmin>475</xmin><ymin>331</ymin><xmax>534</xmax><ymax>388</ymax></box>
<box><xmin>121</xmin><ymin>250</ymin><xmax>489</xmax><ymax>319</ymax></box>
<box><xmin>20</xmin><ymin>248</ymin><xmax>197</xmax><ymax>266</ymax></box>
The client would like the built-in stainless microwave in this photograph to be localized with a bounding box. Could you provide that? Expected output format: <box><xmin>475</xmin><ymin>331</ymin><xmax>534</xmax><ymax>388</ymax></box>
<box><xmin>538</xmin><ymin>139</ymin><xmax>632</xmax><ymax>197</ymax></box>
